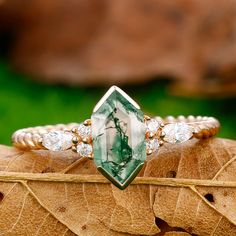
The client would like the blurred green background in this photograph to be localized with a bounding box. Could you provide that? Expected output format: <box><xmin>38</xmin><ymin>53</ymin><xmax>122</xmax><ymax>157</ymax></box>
<box><xmin>0</xmin><ymin>61</ymin><xmax>235</xmax><ymax>146</ymax></box>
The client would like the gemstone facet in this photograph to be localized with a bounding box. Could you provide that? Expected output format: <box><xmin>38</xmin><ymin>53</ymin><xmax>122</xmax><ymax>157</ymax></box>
<box><xmin>147</xmin><ymin>138</ymin><xmax>159</xmax><ymax>153</ymax></box>
<box><xmin>77</xmin><ymin>124</ymin><xmax>92</xmax><ymax>139</ymax></box>
<box><xmin>77</xmin><ymin>142</ymin><xmax>93</xmax><ymax>157</ymax></box>
<box><xmin>163</xmin><ymin>122</ymin><xmax>193</xmax><ymax>143</ymax></box>
<box><xmin>92</xmin><ymin>86</ymin><xmax>146</xmax><ymax>189</ymax></box>
<box><xmin>42</xmin><ymin>131</ymin><xmax>73</xmax><ymax>151</ymax></box>
<box><xmin>146</xmin><ymin>119</ymin><xmax>160</xmax><ymax>136</ymax></box>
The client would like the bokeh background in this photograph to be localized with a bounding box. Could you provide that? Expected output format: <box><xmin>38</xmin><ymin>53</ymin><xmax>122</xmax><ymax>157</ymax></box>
<box><xmin>0</xmin><ymin>0</ymin><xmax>235</xmax><ymax>145</ymax></box>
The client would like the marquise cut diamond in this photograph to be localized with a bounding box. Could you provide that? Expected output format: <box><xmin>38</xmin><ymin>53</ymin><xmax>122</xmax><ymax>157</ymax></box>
<box><xmin>163</xmin><ymin>122</ymin><xmax>193</xmax><ymax>143</ymax></box>
<box><xmin>42</xmin><ymin>131</ymin><xmax>73</xmax><ymax>151</ymax></box>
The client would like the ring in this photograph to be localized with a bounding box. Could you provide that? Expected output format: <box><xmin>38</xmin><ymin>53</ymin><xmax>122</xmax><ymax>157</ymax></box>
<box><xmin>12</xmin><ymin>86</ymin><xmax>220</xmax><ymax>189</ymax></box>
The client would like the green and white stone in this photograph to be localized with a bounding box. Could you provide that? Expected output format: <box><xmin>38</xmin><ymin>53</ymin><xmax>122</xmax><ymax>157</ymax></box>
<box><xmin>91</xmin><ymin>86</ymin><xmax>146</xmax><ymax>189</ymax></box>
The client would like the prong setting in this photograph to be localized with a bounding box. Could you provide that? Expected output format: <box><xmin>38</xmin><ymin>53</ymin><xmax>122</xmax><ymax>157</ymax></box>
<box><xmin>71</xmin><ymin>127</ymin><xmax>78</xmax><ymax>134</ymax></box>
<box><xmin>70</xmin><ymin>121</ymin><xmax>93</xmax><ymax>157</ymax></box>
<box><xmin>83</xmin><ymin>119</ymin><xmax>91</xmax><ymax>126</ymax></box>
<box><xmin>72</xmin><ymin>145</ymin><xmax>77</xmax><ymax>153</ymax></box>
<box><xmin>159</xmin><ymin>140</ymin><xmax>164</xmax><ymax>146</ymax></box>
<box><xmin>38</xmin><ymin>137</ymin><xmax>43</xmax><ymax>145</ymax></box>
<box><xmin>145</xmin><ymin>118</ymin><xmax>163</xmax><ymax>155</ymax></box>
<box><xmin>144</xmin><ymin>115</ymin><xmax>151</xmax><ymax>121</ymax></box>
<box><xmin>72</xmin><ymin>136</ymin><xmax>79</xmax><ymax>144</ymax></box>
<box><xmin>160</xmin><ymin>131</ymin><xmax>166</xmax><ymax>138</ymax></box>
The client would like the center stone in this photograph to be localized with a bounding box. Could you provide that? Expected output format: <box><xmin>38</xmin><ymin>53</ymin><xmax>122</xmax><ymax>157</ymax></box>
<box><xmin>91</xmin><ymin>86</ymin><xmax>146</xmax><ymax>189</ymax></box>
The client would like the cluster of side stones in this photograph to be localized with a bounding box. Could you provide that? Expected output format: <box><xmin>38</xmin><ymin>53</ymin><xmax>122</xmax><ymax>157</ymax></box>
<box><xmin>75</xmin><ymin>123</ymin><xmax>93</xmax><ymax>157</ymax></box>
<box><xmin>41</xmin><ymin>119</ymin><xmax>193</xmax><ymax>155</ymax></box>
<box><xmin>41</xmin><ymin>85</ymin><xmax>194</xmax><ymax>190</ymax></box>
<box><xmin>41</xmin><ymin>123</ymin><xmax>93</xmax><ymax>157</ymax></box>
<box><xmin>144</xmin><ymin>118</ymin><xmax>193</xmax><ymax>150</ymax></box>
<box><xmin>145</xmin><ymin>118</ymin><xmax>161</xmax><ymax>154</ymax></box>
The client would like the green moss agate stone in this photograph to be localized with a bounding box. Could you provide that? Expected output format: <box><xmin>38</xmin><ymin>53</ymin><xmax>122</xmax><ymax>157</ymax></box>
<box><xmin>91</xmin><ymin>86</ymin><xmax>146</xmax><ymax>189</ymax></box>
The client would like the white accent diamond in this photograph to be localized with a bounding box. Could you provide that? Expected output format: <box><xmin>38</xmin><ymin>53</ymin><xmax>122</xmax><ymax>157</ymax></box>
<box><xmin>146</xmin><ymin>119</ymin><xmax>160</xmax><ymax>135</ymax></box>
<box><xmin>163</xmin><ymin>122</ymin><xmax>193</xmax><ymax>143</ymax></box>
<box><xmin>42</xmin><ymin>131</ymin><xmax>73</xmax><ymax>151</ymax></box>
<box><xmin>147</xmin><ymin>138</ymin><xmax>159</xmax><ymax>152</ymax></box>
<box><xmin>77</xmin><ymin>142</ymin><xmax>93</xmax><ymax>157</ymax></box>
<box><xmin>77</xmin><ymin>124</ymin><xmax>92</xmax><ymax>139</ymax></box>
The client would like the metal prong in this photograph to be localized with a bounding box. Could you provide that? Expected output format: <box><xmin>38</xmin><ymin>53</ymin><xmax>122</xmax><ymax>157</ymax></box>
<box><xmin>82</xmin><ymin>138</ymin><xmax>89</xmax><ymax>144</ymax></box>
<box><xmin>146</xmin><ymin>149</ymin><xmax>153</xmax><ymax>155</ymax></box>
<box><xmin>71</xmin><ymin>127</ymin><xmax>78</xmax><ymax>134</ymax></box>
<box><xmin>87</xmin><ymin>153</ymin><xmax>94</xmax><ymax>160</ymax></box>
<box><xmin>83</xmin><ymin>119</ymin><xmax>91</xmax><ymax>126</ymax></box>
<box><xmin>38</xmin><ymin>138</ymin><xmax>43</xmax><ymax>145</ymax></box>
<box><xmin>144</xmin><ymin>115</ymin><xmax>151</xmax><ymax>121</ymax></box>
<box><xmin>147</xmin><ymin>132</ymin><xmax>154</xmax><ymax>138</ymax></box>
<box><xmin>72</xmin><ymin>136</ymin><xmax>79</xmax><ymax>144</ymax></box>
<box><xmin>160</xmin><ymin>131</ymin><xmax>166</xmax><ymax>138</ymax></box>
<box><xmin>72</xmin><ymin>145</ymin><xmax>77</xmax><ymax>153</ymax></box>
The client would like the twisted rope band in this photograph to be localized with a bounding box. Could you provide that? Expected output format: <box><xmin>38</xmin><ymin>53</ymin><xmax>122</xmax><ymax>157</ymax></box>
<box><xmin>12</xmin><ymin>116</ymin><xmax>220</xmax><ymax>151</ymax></box>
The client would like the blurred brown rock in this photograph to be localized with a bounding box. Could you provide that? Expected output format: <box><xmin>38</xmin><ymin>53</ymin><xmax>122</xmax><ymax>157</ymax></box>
<box><xmin>0</xmin><ymin>0</ymin><xmax>236</xmax><ymax>95</ymax></box>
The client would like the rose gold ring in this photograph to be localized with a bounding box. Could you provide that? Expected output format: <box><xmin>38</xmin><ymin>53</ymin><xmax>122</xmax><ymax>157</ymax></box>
<box><xmin>12</xmin><ymin>86</ymin><xmax>220</xmax><ymax>189</ymax></box>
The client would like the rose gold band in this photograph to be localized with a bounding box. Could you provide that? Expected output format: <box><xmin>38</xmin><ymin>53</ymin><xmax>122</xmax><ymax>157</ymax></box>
<box><xmin>160</xmin><ymin>115</ymin><xmax>220</xmax><ymax>139</ymax></box>
<box><xmin>12</xmin><ymin>115</ymin><xmax>220</xmax><ymax>152</ymax></box>
<box><xmin>12</xmin><ymin>123</ymin><xmax>78</xmax><ymax>150</ymax></box>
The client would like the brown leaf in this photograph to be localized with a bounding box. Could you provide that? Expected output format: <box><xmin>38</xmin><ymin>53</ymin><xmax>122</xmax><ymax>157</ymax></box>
<box><xmin>0</xmin><ymin>138</ymin><xmax>235</xmax><ymax>235</ymax></box>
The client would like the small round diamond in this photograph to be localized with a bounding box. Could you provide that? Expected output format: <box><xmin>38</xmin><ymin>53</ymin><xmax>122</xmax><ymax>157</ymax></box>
<box><xmin>146</xmin><ymin>138</ymin><xmax>159</xmax><ymax>152</ymax></box>
<box><xmin>42</xmin><ymin>131</ymin><xmax>73</xmax><ymax>151</ymax></box>
<box><xmin>146</xmin><ymin>119</ymin><xmax>160</xmax><ymax>136</ymax></box>
<box><xmin>77</xmin><ymin>124</ymin><xmax>92</xmax><ymax>139</ymax></box>
<box><xmin>77</xmin><ymin>142</ymin><xmax>93</xmax><ymax>157</ymax></box>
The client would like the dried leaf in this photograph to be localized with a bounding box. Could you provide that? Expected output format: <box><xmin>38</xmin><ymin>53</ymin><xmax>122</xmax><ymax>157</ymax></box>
<box><xmin>0</xmin><ymin>138</ymin><xmax>235</xmax><ymax>235</ymax></box>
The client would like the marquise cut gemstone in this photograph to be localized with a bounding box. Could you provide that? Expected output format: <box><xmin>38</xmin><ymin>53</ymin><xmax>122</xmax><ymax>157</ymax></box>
<box><xmin>163</xmin><ymin>122</ymin><xmax>193</xmax><ymax>143</ymax></box>
<box><xmin>42</xmin><ymin>131</ymin><xmax>73</xmax><ymax>151</ymax></box>
<box><xmin>91</xmin><ymin>86</ymin><xmax>146</xmax><ymax>189</ymax></box>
